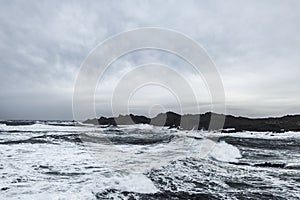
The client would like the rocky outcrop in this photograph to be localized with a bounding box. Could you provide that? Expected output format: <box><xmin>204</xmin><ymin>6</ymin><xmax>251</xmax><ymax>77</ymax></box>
<box><xmin>83</xmin><ymin>112</ymin><xmax>300</xmax><ymax>132</ymax></box>
<box><xmin>150</xmin><ymin>111</ymin><xmax>181</xmax><ymax>127</ymax></box>
<box><xmin>87</xmin><ymin>114</ymin><xmax>151</xmax><ymax>126</ymax></box>
<box><xmin>253</xmin><ymin>162</ymin><xmax>286</xmax><ymax>168</ymax></box>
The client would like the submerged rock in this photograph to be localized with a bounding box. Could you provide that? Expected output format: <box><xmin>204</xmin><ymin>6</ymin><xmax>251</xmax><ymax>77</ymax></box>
<box><xmin>254</xmin><ymin>162</ymin><xmax>286</xmax><ymax>168</ymax></box>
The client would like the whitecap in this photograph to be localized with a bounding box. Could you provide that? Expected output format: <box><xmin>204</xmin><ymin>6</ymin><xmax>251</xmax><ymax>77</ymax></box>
<box><xmin>209</xmin><ymin>140</ymin><xmax>242</xmax><ymax>162</ymax></box>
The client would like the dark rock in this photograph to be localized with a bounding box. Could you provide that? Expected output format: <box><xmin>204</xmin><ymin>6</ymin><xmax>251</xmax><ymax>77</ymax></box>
<box><xmin>254</xmin><ymin>162</ymin><xmax>286</xmax><ymax>168</ymax></box>
<box><xmin>83</xmin><ymin>112</ymin><xmax>300</xmax><ymax>132</ymax></box>
<box><xmin>115</xmin><ymin>114</ymin><xmax>151</xmax><ymax>125</ymax></box>
<box><xmin>98</xmin><ymin>116</ymin><xmax>116</xmax><ymax>126</ymax></box>
<box><xmin>84</xmin><ymin>118</ymin><xmax>99</xmax><ymax>125</ymax></box>
<box><xmin>151</xmin><ymin>111</ymin><xmax>181</xmax><ymax>127</ymax></box>
<box><xmin>229</xmin><ymin>162</ymin><xmax>251</xmax><ymax>166</ymax></box>
<box><xmin>1</xmin><ymin>187</ymin><xmax>9</xmax><ymax>191</ymax></box>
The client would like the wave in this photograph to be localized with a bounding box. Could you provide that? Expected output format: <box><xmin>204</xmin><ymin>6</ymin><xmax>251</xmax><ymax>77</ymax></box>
<box><xmin>213</xmin><ymin>131</ymin><xmax>300</xmax><ymax>140</ymax></box>
<box><xmin>285</xmin><ymin>163</ymin><xmax>300</xmax><ymax>170</ymax></box>
<box><xmin>95</xmin><ymin>173</ymin><xmax>158</xmax><ymax>194</ymax></box>
<box><xmin>0</xmin><ymin>120</ymin><xmax>36</xmax><ymax>126</ymax></box>
<box><xmin>0</xmin><ymin>123</ymin><xmax>98</xmax><ymax>134</ymax></box>
<box><xmin>1</xmin><ymin>124</ymin><xmax>299</xmax><ymax>199</ymax></box>
<box><xmin>43</xmin><ymin>171</ymin><xmax>86</xmax><ymax>176</ymax></box>
<box><xmin>79</xmin><ymin>132</ymin><xmax>243</xmax><ymax>176</ymax></box>
<box><xmin>0</xmin><ymin>138</ymin><xmax>55</xmax><ymax>145</ymax></box>
<box><xmin>0</xmin><ymin>120</ymin><xmax>80</xmax><ymax>127</ymax></box>
<box><xmin>0</xmin><ymin>134</ymin><xmax>82</xmax><ymax>145</ymax></box>
<box><xmin>95</xmin><ymin>189</ymin><xmax>214</xmax><ymax>199</ymax></box>
<box><xmin>80</xmin><ymin>132</ymin><xmax>175</xmax><ymax>145</ymax></box>
<box><xmin>230</xmin><ymin>161</ymin><xmax>300</xmax><ymax>170</ymax></box>
<box><xmin>209</xmin><ymin>140</ymin><xmax>242</xmax><ymax>162</ymax></box>
<box><xmin>220</xmin><ymin>136</ymin><xmax>300</xmax><ymax>151</ymax></box>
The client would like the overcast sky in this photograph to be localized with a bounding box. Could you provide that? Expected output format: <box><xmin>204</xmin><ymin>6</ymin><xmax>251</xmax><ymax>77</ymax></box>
<box><xmin>0</xmin><ymin>0</ymin><xmax>300</xmax><ymax>120</ymax></box>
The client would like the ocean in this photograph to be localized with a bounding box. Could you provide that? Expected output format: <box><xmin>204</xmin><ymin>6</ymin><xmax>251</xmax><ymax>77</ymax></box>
<box><xmin>0</xmin><ymin>121</ymin><xmax>299</xmax><ymax>199</ymax></box>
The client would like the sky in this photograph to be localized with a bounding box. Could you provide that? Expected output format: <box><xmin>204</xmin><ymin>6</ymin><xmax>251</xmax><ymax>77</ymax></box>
<box><xmin>0</xmin><ymin>0</ymin><xmax>300</xmax><ymax>120</ymax></box>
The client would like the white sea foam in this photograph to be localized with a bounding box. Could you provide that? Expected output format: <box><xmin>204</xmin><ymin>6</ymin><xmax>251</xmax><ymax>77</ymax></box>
<box><xmin>1</xmin><ymin>123</ymin><xmax>299</xmax><ymax>199</ymax></box>
<box><xmin>209</xmin><ymin>140</ymin><xmax>242</xmax><ymax>162</ymax></box>
<box><xmin>118</xmin><ymin>123</ymin><xmax>157</xmax><ymax>130</ymax></box>
<box><xmin>96</xmin><ymin>172</ymin><xmax>158</xmax><ymax>193</ymax></box>
<box><xmin>0</xmin><ymin>123</ymin><xmax>97</xmax><ymax>132</ymax></box>
<box><xmin>212</xmin><ymin>131</ymin><xmax>300</xmax><ymax>140</ymax></box>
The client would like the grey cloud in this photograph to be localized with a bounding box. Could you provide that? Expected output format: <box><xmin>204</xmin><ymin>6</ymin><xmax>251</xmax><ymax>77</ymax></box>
<box><xmin>0</xmin><ymin>0</ymin><xmax>299</xmax><ymax>119</ymax></box>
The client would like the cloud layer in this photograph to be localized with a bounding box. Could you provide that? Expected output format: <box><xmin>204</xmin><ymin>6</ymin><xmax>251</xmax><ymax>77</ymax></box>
<box><xmin>0</xmin><ymin>0</ymin><xmax>299</xmax><ymax>119</ymax></box>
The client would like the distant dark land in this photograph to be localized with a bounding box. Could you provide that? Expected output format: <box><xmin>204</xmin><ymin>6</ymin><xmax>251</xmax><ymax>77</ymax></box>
<box><xmin>84</xmin><ymin>112</ymin><xmax>300</xmax><ymax>133</ymax></box>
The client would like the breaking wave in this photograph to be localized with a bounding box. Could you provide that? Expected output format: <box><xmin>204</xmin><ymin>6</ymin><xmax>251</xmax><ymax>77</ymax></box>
<box><xmin>209</xmin><ymin>140</ymin><xmax>242</xmax><ymax>162</ymax></box>
<box><xmin>0</xmin><ymin>122</ymin><xmax>299</xmax><ymax>199</ymax></box>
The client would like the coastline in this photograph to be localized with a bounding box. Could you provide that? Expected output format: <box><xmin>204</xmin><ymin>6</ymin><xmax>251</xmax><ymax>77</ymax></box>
<box><xmin>84</xmin><ymin>112</ymin><xmax>300</xmax><ymax>133</ymax></box>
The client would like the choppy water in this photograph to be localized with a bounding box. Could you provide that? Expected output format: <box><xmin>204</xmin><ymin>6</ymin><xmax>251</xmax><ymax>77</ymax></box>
<box><xmin>0</xmin><ymin>121</ymin><xmax>299</xmax><ymax>199</ymax></box>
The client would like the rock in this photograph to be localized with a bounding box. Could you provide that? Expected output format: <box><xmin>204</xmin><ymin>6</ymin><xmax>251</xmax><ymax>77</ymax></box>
<box><xmin>1</xmin><ymin>187</ymin><xmax>9</xmax><ymax>191</ymax></box>
<box><xmin>151</xmin><ymin>111</ymin><xmax>181</xmax><ymax>127</ymax></box>
<box><xmin>254</xmin><ymin>162</ymin><xmax>286</xmax><ymax>168</ymax></box>
<box><xmin>82</xmin><ymin>112</ymin><xmax>300</xmax><ymax>132</ymax></box>
<box><xmin>84</xmin><ymin>118</ymin><xmax>99</xmax><ymax>125</ymax></box>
